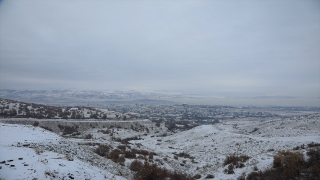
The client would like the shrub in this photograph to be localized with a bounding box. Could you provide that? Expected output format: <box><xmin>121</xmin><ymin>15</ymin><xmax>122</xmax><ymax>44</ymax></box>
<box><xmin>308</xmin><ymin>142</ymin><xmax>320</xmax><ymax>148</ymax></box>
<box><xmin>149</xmin><ymin>153</ymin><xmax>154</xmax><ymax>160</ymax></box>
<box><xmin>117</xmin><ymin>145</ymin><xmax>126</xmax><ymax>151</ymax></box>
<box><xmin>237</xmin><ymin>173</ymin><xmax>245</xmax><ymax>180</ymax></box>
<box><xmin>94</xmin><ymin>145</ymin><xmax>110</xmax><ymax>157</ymax></box>
<box><xmin>272</xmin><ymin>151</ymin><xmax>304</xmax><ymax>179</ymax></box>
<box><xmin>133</xmin><ymin>161</ymin><xmax>165</xmax><ymax>180</ymax></box>
<box><xmin>177</xmin><ymin>152</ymin><xmax>193</xmax><ymax>159</ymax></box>
<box><xmin>224</xmin><ymin>164</ymin><xmax>234</xmax><ymax>174</ymax></box>
<box><xmin>124</xmin><ymin>150</ymin><xmax>136</xmax><ymax>159</ymax></box>
<box><xmin>193</xmin><ymin>174</ymin><xmax>201</xmax><ymax>179</ymax></box>
<box><xmin>57</xmin><ymin>124</ymin><xmax>64</xmax><ymax>130</ymax></box>
<box><xmin>59</xmin><ymin>125</ymin><xmax>79</xmax><ymax>135</ymax></box>
<box><xmin>40</xmin><ymin>126</ymin><xmax>53</xmax><ymax>132</ymax></box>
<box><xmin>118</xmin><ymin>155</ymin><xmax>125</xmax><ymax>166</ymax></box>
<box><xmin>205</xmin><ymin>174</ymin><xmax>214</xmax><ymax>179</ymax></box>
<box><xmin>246</xmin><ymin>171</ymin><xmax>260</xmax><ymax>180</ymax></box>
<box><xmin>108</xmin><ymin>149</ymin><xmax>121</xmax><ymax>162</ymax></box>
<box><xmin>33</xmin><ymin>121</ymin><xmax>39</xmax><ymax>127</ymax></box>
<box><xmin>130</xmin><ymin>160</ymin><xmax>143</xmax><ymax>172</ymax></box>
<box><xmin>273</xmin><ymin>150</ymin><xmax>303</xmax><ymax>169</ymax></box>
<box><xmin>238</xmin><ymin>162</ymin><xmax>245</xmax><ymax>168</ymax></box>
<box><xmin>246</xmin><ymin>149</ymin><xmax>320</xmax><ymax>180</ymax></box>
<box><xmin>133</xmin><ymin>161</ymin><xmax>194</xmax><ymax>180</ymax></box>
<box><xmin>293</xmin><ymin>146</ymin><xmax>300</xmax><ymax>150</ymax></box>
<box><xmin>306</xmin><ymin>148</ymin><xmax>320</xmax><ymax>178</ymax></box>
<box><xmin>83</xmin><ymin>134</ymin><xmax>93</xmax><ymax>139</ymax></box>
<box><xmin>307</xmin><ymin>148</ymin><xmax>320</xmax><ymax>165</ymax></box>
<box><xmin>136</xmin><ymin>149</ymin><xmax>150</xmax><ymax>156</ymax></box>
<box><xmin>223</xmin><ymin>154</ymin><xmax>250</xmax><ymax>167</ymax></box>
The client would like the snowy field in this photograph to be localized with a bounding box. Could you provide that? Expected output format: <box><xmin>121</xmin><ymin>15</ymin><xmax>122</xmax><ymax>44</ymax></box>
<box><xmin>129</xmin><ymin>113</ymin><xmax>320</xmax><ymax>179</ymax></box>
<box><xmin>0</xmin><ymin>113</ymin><xmax>319</xmax><ymax>179</ymax></box>
<box><xmin>0</xmin><ymin>123</ymin><xmax>126</xmax><ymax>180</ymax></box>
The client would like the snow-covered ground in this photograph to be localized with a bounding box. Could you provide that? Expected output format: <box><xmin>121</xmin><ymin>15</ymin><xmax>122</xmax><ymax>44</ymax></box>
<box><xmin>1</xmin><ymin>113</ymin><xmax>319</xmax><ymax>180</ymax></box>
<box><xmin>129</xmin><ymin>113</ymin><xmax>320</xmax><ymax>179</ymax></box>
<box><xmin>0</xmin><ymin>123</ymin><xmax>126</xmax><ymax>180</ymax></box>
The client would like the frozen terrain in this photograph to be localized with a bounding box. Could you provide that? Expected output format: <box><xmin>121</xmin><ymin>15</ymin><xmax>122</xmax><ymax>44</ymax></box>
<box><xmin>131</xmin><ymin>113</ymin><xmax>320</xmax><ymax>179</ymax></box>
<box><xmin>0</xmin><ymin>112</ymin><xmax>319</xmax><ymax>179</ymax></box>
<box><xmin>0</xmin><ymin>123</ymin><xmax>126</xmax><ymax>180</ymax></box>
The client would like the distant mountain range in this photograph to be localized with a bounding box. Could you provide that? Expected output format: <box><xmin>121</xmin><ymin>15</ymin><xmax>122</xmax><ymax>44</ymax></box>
<box><xmin>0</xmin><ymin>89</ymin><xmax>175</xmax><ymax>105</ymax></box>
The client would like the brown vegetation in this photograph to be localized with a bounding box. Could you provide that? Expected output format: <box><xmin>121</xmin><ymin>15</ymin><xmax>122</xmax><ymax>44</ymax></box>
<box><xmin>94</xmin><ymin>145</ymin><xmax>110</xmax><ymax>157</ymax></box>
<box><xmin>223</xmin><ymin>154</ymin><xmax>250</xmax><ymax>168</ymax></box>
<box><xmin>132</xmin><ymin>161</ymin><xmax>194</xmax><ymax>180</ymax></box>
<box><xmin>245</xmin><ymin>148</ymin><xmax>320</xmax><ymax>180</ymax></box>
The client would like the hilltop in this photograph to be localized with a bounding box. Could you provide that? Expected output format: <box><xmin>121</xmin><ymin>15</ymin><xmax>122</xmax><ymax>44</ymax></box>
<box><xmin>0</xmin><ymin>98</ymin><xmax>141</xmax><ymax>120</ymax></box>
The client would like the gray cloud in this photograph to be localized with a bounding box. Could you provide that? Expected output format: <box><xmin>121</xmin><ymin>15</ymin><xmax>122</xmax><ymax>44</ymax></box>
<box><xmin>0</xmin><ymin>0</ymin><xmax>319</xmax><ymax>105</ymax></box>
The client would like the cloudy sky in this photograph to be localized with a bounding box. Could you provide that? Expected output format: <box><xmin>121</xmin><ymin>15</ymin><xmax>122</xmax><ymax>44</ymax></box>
<box><xmin>0</xmin><ymin>0</ymin><xmax>319</xmax><ymax>105</ymax></box>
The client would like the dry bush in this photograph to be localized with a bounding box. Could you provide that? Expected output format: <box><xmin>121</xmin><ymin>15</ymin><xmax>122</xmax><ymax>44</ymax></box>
<box><xmin>244</xmin><ymin>148</ymin><xmax>320</xmax><ymax>180</ymax></box>
<box><xmin>308</xmin><ymin>142</ymin><xmax>320</xmax><ymax>148</ymax></box>
<box><xmin>307</xmin><ymin>148</ymin><xmax>320</xmax><ymax>165</ymax></box>
<box><xmin>33</xmin><ymin>121</ymin><xmax>39</xmax><ymax>127</ymax></box>
<box><xmin>117</xmin><ymin>145</ymin><xmax>126</xmax><ymax>151</ymax></box>
<box><xmin>223</xmin><ymin>154</ymin><xmax>250</xmax><ymax>168</ymax></box>
<box><xmin>65</xmin><ymin>154</ymin><xmax>73</xmax><ymax>161</ymax></box>
<box><xmin>33</xmin><ymin>147</ymin><xmax>43</xmax><ymax>155</ymax></box>
<box><xmin>273</xmin><ymin>150</ymin><xmax>303</xmax><ymax>168</ymax></box>
<box><xmin>149</xmin><ymin>154</ymin><xmax>154</xmax><ymax>160</ymax></box>
<box><xmin>118</xmin><ymin>155</ymin><xmax>125</xmax><ymax>166</ymax></box>
<box><xmin>133</xmin><ymin>161</ymin><xmax>194</xmax><ymax>180</ymax></box>
<box><xmin>40</xmin><ymin>126</ymin><xmax>53</xmax><ymax>132</ymax></box>
<box><xmin>83</xmin><ymin>134</ymin><xmax>93</xmax><ymax>139</ymax></box>
<box><xmin>133</xmin><ymin>161</ymin><xmax>166</xmax><ymax>180</ymax></box>
<box><xmin>137</xmin><ymin>155</ymin><xmax>147</xmax><ymax>160</ymax></box>
<box><xmin>136</xmin><ymin>149</ymin><xmax>150</xmax><ymax>156</ymax></box>
<box><xmin>130</xmin><ymin>160</ymin><xmax>143</xmax><ymax>172</ymax></box>
<box><xmin>246</xmin><ymin>171</ymin><xmax>260</xmax><ymax>180</ymax></box>
<box><xmin>272</xmin><ymin>151</ymin><xmax>304</xmax><ymax>179</ymax></box>
<box><xmin>237</xmin><ymin>172</ymin><xmax>245</xmax><ymax>180</ymax></box>
<box><xmin>306</xmin><ymin>148</ymin><xmax>320</xmax><ymax>179</ymax></box>
<box><xmin>94</xmin><ymin>145</ymin><xmax>110</xmax><ymax>157</ymax></box>
<box><xmin>171</xmin><ymin>171</ymin><xmax>194</xmax><ymax>180</ymax></box>
<box><xmin>98</xmin><ymin>129</ymin><xmax>110</xmax><ymax>134</ymax></box>
<box><xmin>193</xmin><ymin>174</ymin><xmax>201</xmax><ymax>179</ymax></box>
<box><xmin>60</xmin><ymin>125</ymin><xmax>79</xmax><ymax>135</ymax></box>
<box><xmin>124</xmin><ymin>150</ymin><xmax>137</xmax><ymax>159</ymax></box>
<box><xmin>108</xmin><ymin>149</ymin><xmax>121</xmax><ymax>162</ymax></box>
<box><xmin>224</xmin><ymin>164</ymin><xmax>234</xmax><ymax>174</ymax></box>
<box><xmin>177</xmin><ymin>152</ymin><xmax>192</xmax><ymax>159</ymax></box>
<box><xmin>205</xmin><ymin>174</ymin><xmax>214</xmax><ymax>179</ymax></box>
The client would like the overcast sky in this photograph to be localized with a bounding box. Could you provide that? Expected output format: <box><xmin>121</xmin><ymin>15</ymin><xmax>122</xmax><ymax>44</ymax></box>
<box><xmin>0</xmin><ymin>0</ymin><xmax>319</xmax><ymax>105</ymax></box>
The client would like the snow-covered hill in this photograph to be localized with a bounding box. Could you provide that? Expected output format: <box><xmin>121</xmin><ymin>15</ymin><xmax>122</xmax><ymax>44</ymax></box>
<box><xmin>129</xmin><ymin>113</ymin><xmax>320</xmax><ymax>179</ymax></box>
<box><xmin>0</xmin><ymin>98</ymin><xmax>140</xmax><ymax>120</ymax></box>
<box><xmin>1</xmin><ymin>113</ymin><xmax>319</xmax><ymax>179</ymax></box>
<box><xmin>0</xmin><ymin>123</ymin><xmax>127</xmax><ymax>180</ymax></box>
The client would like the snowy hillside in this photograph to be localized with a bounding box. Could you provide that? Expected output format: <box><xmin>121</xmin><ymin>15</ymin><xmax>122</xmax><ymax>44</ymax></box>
<box><xmin>0</xmin><ymin>98</ymin><xmax>140</xmax><ymax>120</ymax></box>
<box><xmin>0</xmin><ymin>112</ymin><xmax>319</xmax><ymax>179</ymax></box>
<box><xmin>129</xmin><ymin>113</ymin><xmax>320</xmax><ymax>179</ymax></box>
<box><xmin>0</xmin><ymin>123</ymin><xmax>127</xmax><ymax>180</ymax></box>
